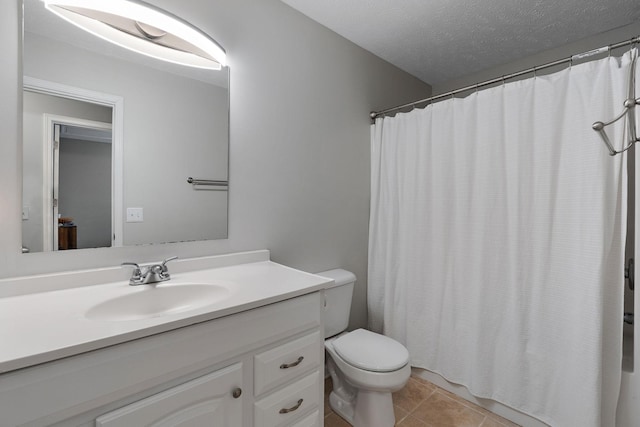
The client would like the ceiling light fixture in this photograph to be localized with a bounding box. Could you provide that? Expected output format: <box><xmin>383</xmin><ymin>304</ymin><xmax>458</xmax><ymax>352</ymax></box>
<box><xmin>42</xmin><ymin>0</ymin><xmax>227</xmax><ymax>70</ymax></box>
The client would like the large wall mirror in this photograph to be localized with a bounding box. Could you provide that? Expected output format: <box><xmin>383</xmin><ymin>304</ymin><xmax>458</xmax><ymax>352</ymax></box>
<box><xmin>21</xmin><ymin>0</ymin><xmax>229</xmax><ymax>253</ymax></box>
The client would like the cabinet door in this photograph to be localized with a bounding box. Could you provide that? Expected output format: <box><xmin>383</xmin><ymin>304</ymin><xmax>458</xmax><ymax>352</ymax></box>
<box><xmin>96</xmin><ymin>363</ymin><xmax>243</xmax><ymax>427</ymax></box>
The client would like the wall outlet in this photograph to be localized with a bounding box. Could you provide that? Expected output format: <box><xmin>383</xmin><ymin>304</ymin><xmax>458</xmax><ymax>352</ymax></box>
<box><xmin>126</xmin><ymin>207</ymin><xmax>144</xmax><ymax>223</ymax></box>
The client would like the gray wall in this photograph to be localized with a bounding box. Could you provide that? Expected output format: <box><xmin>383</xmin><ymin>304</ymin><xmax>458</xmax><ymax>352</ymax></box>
<box><xmin>1</xmin><ymin>0</ymin><xmax>431</xmax><ymax>330</ymax></box>
<box><xmin>58</xmin><ymin>138</ymin><xmax>112</xmax><ymax>249</ymax></box>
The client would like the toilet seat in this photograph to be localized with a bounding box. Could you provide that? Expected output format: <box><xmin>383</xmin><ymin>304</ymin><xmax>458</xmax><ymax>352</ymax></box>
<box><xmin>332</xmin><ymin>329</ymin><xmax>409</xmax><ymax>372</ymax></box>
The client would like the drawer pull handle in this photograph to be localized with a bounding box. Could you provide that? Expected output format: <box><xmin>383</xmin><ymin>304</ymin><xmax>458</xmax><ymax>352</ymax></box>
<box><xmin>280</xmin><ymin>356</ymin><xmax>304</xmax><ymax>369</ymax></box>
<box><xmin>232</xmin><ymin>388</ymin><xmax>242</xmax><ymax>398</ymax></box>
<box><xmin>279</xmin><ymin>398</ymin><xmax>303</xmax><ymax>414</ymax></box>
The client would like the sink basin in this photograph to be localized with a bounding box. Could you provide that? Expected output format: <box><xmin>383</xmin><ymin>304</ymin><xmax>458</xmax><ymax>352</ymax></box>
<box><xmin>85</xmin><ymin>283</ymin><xmax>231</xmax><ymax>321</ymax></box>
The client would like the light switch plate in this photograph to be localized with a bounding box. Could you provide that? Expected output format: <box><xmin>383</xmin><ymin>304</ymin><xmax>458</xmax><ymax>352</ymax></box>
<box><xmin>22</xmin><ymin>206</ymin><xmax>29</xmax><ymax>220</ymax></box>
<box><xmin>126</xmin><ymin>207</ymin><xmax>144</xmax><ymax>223</ymax></box>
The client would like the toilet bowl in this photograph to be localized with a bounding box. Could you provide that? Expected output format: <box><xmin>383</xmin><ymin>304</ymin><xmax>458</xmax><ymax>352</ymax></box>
<box><xmin>318</xmin><ymin>269</ymin><xmax>411</xmax><ymax>427</ymax></box>
<box><xmin>325</xmin><ymin>329</ymin><xmax>411</xmax><ymax>426</ymax></box>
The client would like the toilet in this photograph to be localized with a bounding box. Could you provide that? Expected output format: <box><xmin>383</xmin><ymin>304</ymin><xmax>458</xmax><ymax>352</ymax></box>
<box><xmin>318</xmin><ymin>269</ymin><xmax>411</xmax><ymax>427</ymax></box>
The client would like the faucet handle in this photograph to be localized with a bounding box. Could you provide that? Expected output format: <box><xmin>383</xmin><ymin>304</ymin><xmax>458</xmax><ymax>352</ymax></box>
<box><xmin>122</xmin><ymin>262</ymin><xmax>142</xmax><ymax>277</ymax></box>
<box><xmin>160</xmin><ymin>256</ymin><xmax>178</xmax><ymax>272</ymax></box>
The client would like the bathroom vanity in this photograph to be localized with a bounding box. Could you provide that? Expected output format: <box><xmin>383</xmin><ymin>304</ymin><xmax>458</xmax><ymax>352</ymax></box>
<box><xmin>0</xmin><ymin>250</ymin><xmax>329</xmax><ymax>426</ymax></box>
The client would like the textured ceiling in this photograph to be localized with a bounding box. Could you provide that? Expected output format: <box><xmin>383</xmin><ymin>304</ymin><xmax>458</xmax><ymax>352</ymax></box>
<box><xmin>281</xmin><ymin>0</ymin><xmax>640</xmax><ymax>85</ymax></box>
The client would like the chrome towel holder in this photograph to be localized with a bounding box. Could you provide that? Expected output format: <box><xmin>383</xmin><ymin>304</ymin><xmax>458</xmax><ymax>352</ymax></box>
<box><xmin>187</xmin><ymin>177</ymin><xmax>228</xmax><ymax>190</ymax></box>
<box><xmin>593</xmin><ymin>48</ymin><xmax>640</xmax><ymax>156</ymax></box>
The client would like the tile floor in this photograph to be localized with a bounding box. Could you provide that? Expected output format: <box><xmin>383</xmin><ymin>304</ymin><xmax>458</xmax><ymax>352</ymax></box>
<box><xmin>324</xmin><ymin>373</ymin><xmax>521</xmax><ymax>427</ymax></box>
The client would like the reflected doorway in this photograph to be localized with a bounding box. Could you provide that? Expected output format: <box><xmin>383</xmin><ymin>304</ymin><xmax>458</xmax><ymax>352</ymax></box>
<box><xmin>22</xmin><ymin>77</ymin><xmax>124</xmax><ymax>253</ymax></box>
<box><xmin>51</xmin><ymin>120</ymin><xmax>113</xmax><ymax>250</ymax></box>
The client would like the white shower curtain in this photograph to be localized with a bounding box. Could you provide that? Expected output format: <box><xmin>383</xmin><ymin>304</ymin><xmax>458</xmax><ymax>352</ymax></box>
<box><xmin>369</xmin><ymin>52</ymin><xmax>634</xmax><ymax>426</ymax></box>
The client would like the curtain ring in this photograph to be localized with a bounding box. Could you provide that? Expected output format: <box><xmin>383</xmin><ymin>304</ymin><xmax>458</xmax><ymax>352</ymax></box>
<box><xmin>628</xmin><ymin>38</ymin><xmax>637</xmax><ymax>55</ymax></box>
<box><xmin>533</xmin><ymin>66</ymin><xmax>538</xmax><ymax>78</ymax></box>
<box><xmin>501</xmin><ymin>75</ymin><xmax>506</xmax><ymax>87</ymax></box>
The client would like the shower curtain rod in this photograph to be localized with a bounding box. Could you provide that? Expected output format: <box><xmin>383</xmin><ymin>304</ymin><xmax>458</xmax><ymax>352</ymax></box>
<box><xmin>370</xmin><ymin>35</ymin><xmax>640</xmax><ymax>120</ymax></box>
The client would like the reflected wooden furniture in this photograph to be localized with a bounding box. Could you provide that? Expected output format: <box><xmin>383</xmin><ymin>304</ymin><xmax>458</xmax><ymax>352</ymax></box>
<box><xmin>58</xmin><ymin>217</ymin><xmax>77</xmax><ymax>250</ymax></box>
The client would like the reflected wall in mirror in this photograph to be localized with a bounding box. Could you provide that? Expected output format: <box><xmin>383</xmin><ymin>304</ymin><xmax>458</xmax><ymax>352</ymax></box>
<box><xmin>21</xmin><ymin>0</ymin><xmax>229</xmax><ymax>254</ymax></box>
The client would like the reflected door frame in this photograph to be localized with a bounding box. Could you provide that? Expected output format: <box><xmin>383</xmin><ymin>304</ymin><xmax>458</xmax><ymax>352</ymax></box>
<box><xmin>46</xmin><ymin>117</ymin><xmax>113</xmax><ymax>250</ymax></box>
<box><xmin>24</xmin><ymin>76</ymin><xmax>124</xmax><ymax>250</ymax></box>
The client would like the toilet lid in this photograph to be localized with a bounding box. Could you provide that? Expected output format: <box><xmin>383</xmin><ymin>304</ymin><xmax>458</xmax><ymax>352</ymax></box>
<box><xmin>332</xmin><ymin>329</ymin><xmax>409</xmax><ymax>372</ymax></box>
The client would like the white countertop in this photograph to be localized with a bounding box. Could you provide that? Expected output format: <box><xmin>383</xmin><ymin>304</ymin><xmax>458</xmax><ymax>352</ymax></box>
<box><xmin>0</xmin><ymin>259</ymin><xmax>331</xmax><ymax>374</ymax></box>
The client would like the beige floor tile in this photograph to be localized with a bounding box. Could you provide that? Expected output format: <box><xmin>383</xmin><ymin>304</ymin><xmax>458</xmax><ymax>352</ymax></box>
<box><xmin>479</xmin><ymin>417</ymin><xmax>505</xmax><ymax>427</ymax></box>
<box><xmin>483</xmin><ymin>413</ymin><xmax>521</xmax><ymax>427</ymax></box>
<box><xmin>454</xmin><ymin>397</ymin><xmax>521</xmax><ymax>427</ymax></box>
<box><xmin>409</xmin><ymin>374</ymin><xmax>436</xmax><ymax>388</ymax></box>
<box><xmin>325</xmin><ymin>377</ymin><xmax>333</xmax><ymax>397</ymax></box>
<box><xmin>435</xmin><ymin>386</ymin><xmax>477</xmax><ymax>407</ymax></box>
<box><xmin>324</xmin><ymin>412</ymin><xmax>351</xmax><ymax>427</ymax></box>
<box><xmin>324</xmin><ymin>377</ymin><xmax>334</xmax><ymax>417</ymax></box>
<box><xmin>426</xmin><ymin>386</ymin><xmax>509</xmax><ymax>422</ymax></box>
<box><xmin>411</xmin><ymin>391</ymin><xmax>485</xmax><ymax>427</ymax></box>
<box><xmin>394</xmin><ymin>404</ymin><xmax>410</xmax><ymax>424</ymax></box>
<box><xmin>393</xmin><ymin>377</ymin><xmax>436</xmax><ymax>413</ymax></box>
<box><xmin>324</xmin><ymin>371</ymin><xmax>520</xmax><ymax>427</ymax></box>
<box><xmin>325</xmin><ymin>399</ymin><xmax>333</xmax><ymax>418</ymax></box>
<box><xmin>448</xmin><ymin>395</ymin><xmax>495</xmax><ymax>419</ymax></box>
<box><xmin>397</xmin><ymin>414</ymin><xmax>430</xmax><ymax>426</ymax></box>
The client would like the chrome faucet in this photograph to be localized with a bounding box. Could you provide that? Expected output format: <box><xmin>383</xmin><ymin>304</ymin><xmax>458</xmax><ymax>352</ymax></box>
<box><xmin>122</xmin><ymin>256</ymin><xmax>178</xmax><ymax>286</ymax></box>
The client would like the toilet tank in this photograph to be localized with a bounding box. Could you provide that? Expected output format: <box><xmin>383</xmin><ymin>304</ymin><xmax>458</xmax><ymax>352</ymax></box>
<box><xmin>317</xmin><ymin>269</ymin><xmax>356</xmax><ymax>338</ymax></box>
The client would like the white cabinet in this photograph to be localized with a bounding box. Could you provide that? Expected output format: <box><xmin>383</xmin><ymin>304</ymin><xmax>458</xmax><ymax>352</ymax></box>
<box><xmin>253</xmin><ymin>330</ymin><xmax>323</xmax><ymax>427</ymax></box>
<box><xmin>254</xmin><ymin>371</ymin><xmax>321</xmax><ymax>427</ymax></box>
<box><xmin>0</xmin><ymin>291</ymin><xmax>324</xmax><ymax>427</ymax></box>
<box><xmin>254</xmin><ymin>331</ymin><xmax>321</xmax><ymax>395</ymax></box>
<box><xmin>290</xmin><ymin>410</ymin><xmax>321</xmax><ymax>427</ymax></box>
<box><xmin>96</xmin><ymin>363</ymin><xmax>243</xmax><ymax>427</ymax></box>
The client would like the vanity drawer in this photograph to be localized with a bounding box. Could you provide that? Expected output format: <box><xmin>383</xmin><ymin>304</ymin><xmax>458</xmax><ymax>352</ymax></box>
<box><xmin>254</xmin><ymin>370</ymin><xmax>320</xmax><ymax>427</ymax></box>
<box><xmin>290</xmin><ymin>410</ymin><xmax>321</xmax><ymax>427</ymax></box>
<box><xmin>254</xmin><ymin>330</ymin><xmax>321</xmax><ymax>395</ymax></box>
